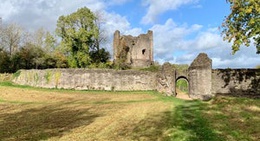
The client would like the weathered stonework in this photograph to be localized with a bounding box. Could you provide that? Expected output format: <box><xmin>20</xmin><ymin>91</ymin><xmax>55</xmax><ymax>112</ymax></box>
<box><xmin>212</xmin><ymin>69</ymin><xmax>260</xmax><ymax>98</ymax></box>
<box><xmin>12</xmin><ymin>53</ymin><xmax>260</xmax><ymax>100</ymax></box>
<box><xmin>113</xmin><ymin>30</ymin><xmax>153</xmax><ymax>68</ymax></box>
<box><xmin>188</xmin><ymin>53</ymin><xmax>213</xmax><ymax>100</ymax></box>
<box><xmin>157</xmin><ymin>63</ymin><xmax>176</xmax><ymax>96</ymax></box>
<box><xmin>13</xmin><ymin>69</ymin><xmax>158</xmax><ymax>91</ymax></box>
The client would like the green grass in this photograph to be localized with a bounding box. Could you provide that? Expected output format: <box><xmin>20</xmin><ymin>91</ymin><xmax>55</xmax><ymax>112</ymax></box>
<box><xmin>0</xmin><ymin>81</ymin><xmax>32</xmax><ymax>89</ymax></box>
<box><xmin>169</xmin><ymin>100</ymin><xmax>225</xmax><ymax>141</ymax></box>
<box><xmin>170</xmin><ymin>96</ymin><xmax>260</xmax><ymax>141</ymax></box>
<box><xmin>0</xmin><ymin>83</ymin><xmax>259</xmax><ymax>140</ymax></box>
<box><xmin>176</xmin><ymin>79</ymin><xmax>189</xmax><ymax>93</ymax></box>
<box><xmin>139</xmin><ymin>65</ymin><xmax>160</xmax><ymax>72</ymax></box>
<box><xmin>0</xmin><ymin>81</ymin><xmax>160</xmax><ymax>95</ymax></box>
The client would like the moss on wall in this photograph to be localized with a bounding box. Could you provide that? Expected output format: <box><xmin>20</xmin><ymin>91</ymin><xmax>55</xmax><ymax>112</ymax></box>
<box><xmin>54</xmin><ymin>71</ymin><xmax>61</xmax><ymax>88</ymax></box>
<box><xmin>13</xmin><ymin>70</ymin><xmax>21</xmax><ymax>78</ymax></box>
<box><xmin>13</xmin><ymin>69</ymin><xmax>157</xmax><ymax>91</ymax></box>
<box><xmin>44</xmin><ymin>70</ymin><xmax>52</xmax><ymax>84</ymax></box>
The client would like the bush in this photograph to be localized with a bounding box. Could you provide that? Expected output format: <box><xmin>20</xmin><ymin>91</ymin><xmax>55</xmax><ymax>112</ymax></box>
<box><xmin>140</xmin><ymin>64</ymin><xmax>160</xmax><ymax>72</ymax></box>
<box><xmin>112</xmin><ymin>62</ymin><xmax>131</xmax><ymax>70</ymax></box>
<box><xmin>0</xmin><ymin>49</ymin><xmax>12</xmax><ymax>73</ymax></box>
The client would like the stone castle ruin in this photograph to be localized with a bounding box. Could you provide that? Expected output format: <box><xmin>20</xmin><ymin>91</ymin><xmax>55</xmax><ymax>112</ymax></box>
<box><xmin>113</xmin><ymin>30</ymin><xmax>153</xmax><ymax>68</ymax></box>
<box><xmin>12</xmin><ymin>30</ymin><xmax>260</xmax><ymax>100</ymax></box>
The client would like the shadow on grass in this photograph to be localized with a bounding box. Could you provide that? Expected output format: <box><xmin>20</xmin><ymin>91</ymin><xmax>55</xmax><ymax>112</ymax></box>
<box><xmin>117</xmin><ymin>100</ymin><xmax>224</xmax><ymax>141</ymax></box>
<box><xmin>171</xmin><ymin>101</ymin><xmax>224</xmax><ymax>141</ymax></box>
<box><xmin>207</xmin><ymin>96</ymin><xmax>260</xmax><ymax>140</ymax></box>
<box><xmin>116</xmin><ymin>110</ymin><xmax>173</xmax><ymax>140</ymax></box>
<box><xmin>0</xmin><ymin>103</ymin><xmax>100</xmax><ymax>141</ymax></box>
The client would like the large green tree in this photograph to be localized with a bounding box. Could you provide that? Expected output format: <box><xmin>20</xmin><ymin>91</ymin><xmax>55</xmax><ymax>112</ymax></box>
<box><xmin>222</xmin><ymin>0</ymin><xmax>260</xmax><ymax>54</ymax></box>
<box><xmin>56</xmin><ymin>7</ymin><xmax>99</xmax><ymax>68</ymax></box>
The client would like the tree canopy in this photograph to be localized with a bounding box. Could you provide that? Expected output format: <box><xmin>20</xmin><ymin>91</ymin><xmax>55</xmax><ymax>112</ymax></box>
<box><xmin>0</xmin><ymin>22</ymin><xmax>69</xmax><ymax>73</ymax></box>
<box><xmin>56</xmin><ymin>7</ymin><xmax>100</xmax><ymax>68</ymax></box>
<box><xmin>0</xmin><ymin>7</ymin><xmax>111</xmax><ymax>73</ymax></box>
<box><xmin>222</xmin><ymin>0</ymin><xmax>260</xmax><ymax>54</ymax></box>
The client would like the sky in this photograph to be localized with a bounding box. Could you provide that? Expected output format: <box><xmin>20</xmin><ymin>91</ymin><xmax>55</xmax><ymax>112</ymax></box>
<box><xmin>0</xmin><ymin>0</ymin><xmax>259</xmax><ymax>68</ymax></box>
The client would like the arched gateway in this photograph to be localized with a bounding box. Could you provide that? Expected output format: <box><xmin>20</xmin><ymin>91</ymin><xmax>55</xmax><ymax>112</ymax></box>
<box><xmin>175</xmin><ymin>70</ymin><xmax>189</xmax><ymax>97</ymax></box>
<box><xmin>157</xmin><ymin>53</ymin><xmax>213</xmax><ymax>100</ymax></box>
<box><xmin>175</xmin><ymin>76</ymin><xmax>189</xmax><ymax>98</ymax></box>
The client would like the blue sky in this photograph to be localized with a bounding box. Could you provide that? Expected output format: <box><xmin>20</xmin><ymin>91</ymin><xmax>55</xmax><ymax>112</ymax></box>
<box><xmin>108</xmin><ymin>0</ymin><xmax>229</xmax><ymax>29</ymax></box>
<box><xmin>0</xmin><ymin>0</ymin><xmax>259</xmax><ymax>68</ymax></box>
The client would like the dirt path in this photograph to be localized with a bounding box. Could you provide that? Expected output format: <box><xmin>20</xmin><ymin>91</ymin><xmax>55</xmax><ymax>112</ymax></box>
<box><xmin>175</xmin><ymin>88</ymin><xmax>192</xmax><ymax>100</ymax></box>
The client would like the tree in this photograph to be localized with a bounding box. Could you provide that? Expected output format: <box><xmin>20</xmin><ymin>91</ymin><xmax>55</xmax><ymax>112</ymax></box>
<box><xmin>0</xmin><ymin>23</ymin><xmax>24</xmax><ymax>56</ymax></box>
<box><xmin>90</xmin><ymin>48</ymin><xmax>110</xmax><ymax>64</ymax></box>
<box><xmin>56</xmin><ymin>7</ymin><xmax>99</xmax><ymax>68</ymax></box>
<box><xmin>0</xmin><ymin>49</ymin><xmax>11</xmax><ymax>73</ymax></box>
<box><xmin>90</xmin><ymin>11</ymin><xmax>110</xmax><ymax>65</ymax></box>
<box><xmin>29</xmin><ymin>28</ymin><xmax>57</xmax><ymax>53</ymax></box>
<box><xmin>44</xmin><ymin>31</ymin><xmax>57</xmax><ymax>53</ymax></box>
<box><xmin>53</xmin><ymin>52</ymin><xmax>68</xmax><ymax>68</ymax></box>
<box><xmin>222</xmin><ymin>0</ymin><xmax>260</xmax><ymax>54</ymax></box>
<box><xmin>27</xmin><ymin>28</ymin><xmax>61</xmax><ymax>68</ymax></box>
<box><xmin>12</xmin><ymin>43</ymin><xmax>45</xmax><ymax>70</ymax></box>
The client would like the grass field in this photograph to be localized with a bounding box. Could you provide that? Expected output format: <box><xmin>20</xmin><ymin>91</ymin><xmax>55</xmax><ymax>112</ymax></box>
<box><xmin>0</xmin><ymin>82</ymin><xmax>259</xmax><ymax>141</ymax></box>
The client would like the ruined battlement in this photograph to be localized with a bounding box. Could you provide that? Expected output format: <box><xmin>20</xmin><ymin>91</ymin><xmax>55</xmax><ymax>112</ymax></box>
<box><xmin>113</xmin><ymin>30</ymin><xmax>153</xmax><ymax>68</ymax></box>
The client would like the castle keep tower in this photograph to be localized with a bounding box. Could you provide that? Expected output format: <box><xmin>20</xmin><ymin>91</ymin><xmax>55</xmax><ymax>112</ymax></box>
<box><xmin>113</xmin><ymin>30</ymin><xmax>153</xmax><ymax>68</ymax></box>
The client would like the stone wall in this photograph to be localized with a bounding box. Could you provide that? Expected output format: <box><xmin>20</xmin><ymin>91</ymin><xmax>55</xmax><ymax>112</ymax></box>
<box><xmin>187</xmin><ymin>53</ymin><xmax>260</xmax><ymax>100</ymax></box>
<box><xmin>13</xmin><ymin>69</ymin><xmax>157</xmax><ymax>91</ymax></box>
<box><xmin>11</xmin><ymin>54</ymin><xmax>260</xmax><ymax>100</ymax></box>
<box><xmin>212</xmin><ymin>69</ymin><xmax>260</xmax><ymax>98</ymax></box>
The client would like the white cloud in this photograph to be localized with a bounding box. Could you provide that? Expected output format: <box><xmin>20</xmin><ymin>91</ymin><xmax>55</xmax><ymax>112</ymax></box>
<box><xmin>108</xmin><ymin>0</ymin><xmax>132</xmax><ymax>5</ymax></box>
<box><xmin>141</xmin><ymin>0</ymin><xmax>198</xmax><ymax>24</ymax></box>
<box><xmin>150</xmin><ymin>19</ymin><xmax>202</xmax><ymax>64</ymax></box>
<box><xmin>0</xmin><ymin>1</ymin><xmax>17</xmax><ymax>20</ymax></box>
<box><xmin>0</xmin><ymin>0</ymin><xmax>140</xmax><ymax>37</ymax></box>
<box><xmin>210</xmin><ymin>45</ymin><xmax>260</xmax><ymax>68</ymax></box>
<box><xmin>98</xmin><ymin>11</ymin><xmax>144</xmax><ymax>54</ymax></box>
<box><xmin>187</xmin><ymin>28</ymin><xmax>260</xmax><ymax>68</ymax></box>
<box><xmin>188</xmin><ymin>28</ymin><xmax>227</xmax><ymax>51</ymax></box>
<box><xmin>1</xmin><ymin>0</ymin><xmax>106</xmax><ymax>31</ymax></box>
<box><xmin>149</xmin><ymin>19</ymin><xmax>260</xmax><ymax>68</ymax></box>
<box><xmin>101</xmin><ymin>12</ymin><xmax>143</xmax><ymax>36</ymax></box>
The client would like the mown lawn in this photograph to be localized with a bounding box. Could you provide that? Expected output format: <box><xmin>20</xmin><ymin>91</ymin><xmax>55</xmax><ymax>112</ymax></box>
<box><xmin>0</xmin><ymin>82</ymin><xmax>259</xmax><ymax>141</ymax></box>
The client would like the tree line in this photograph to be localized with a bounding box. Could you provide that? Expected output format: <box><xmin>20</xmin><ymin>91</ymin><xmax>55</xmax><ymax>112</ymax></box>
<box><xmin>0</xmin><ymin>7</ymin><xmax>111</xmax><ymax>73</ymax></box>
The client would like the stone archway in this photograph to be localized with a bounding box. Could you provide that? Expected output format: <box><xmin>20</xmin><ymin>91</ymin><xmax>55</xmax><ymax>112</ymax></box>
<box><xmin>157</xmin><ymin>54</ymin><xmax>213</xmax><ymax>100</ymax></box>
<box><xmin>175</xmin><ymin>76</ymin><xmax>190</xmax><ymax>99</ymax></box>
